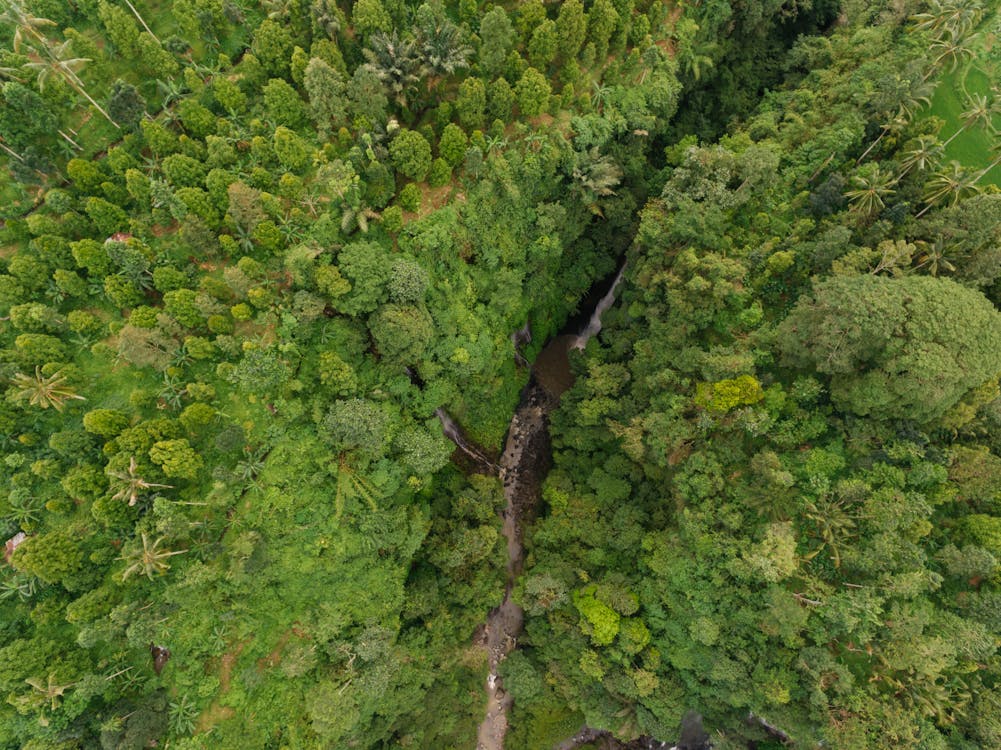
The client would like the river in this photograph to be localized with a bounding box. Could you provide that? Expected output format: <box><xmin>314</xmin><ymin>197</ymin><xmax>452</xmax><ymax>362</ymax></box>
<box><xmin>448</xmin><ymin>264</ymin><xmax>714</xmax><ymax>750</ymax></box>
<box><xmin>464</xmin><ymin>264</ymin><xmax>634</xmax><ymax>750</ymax></box>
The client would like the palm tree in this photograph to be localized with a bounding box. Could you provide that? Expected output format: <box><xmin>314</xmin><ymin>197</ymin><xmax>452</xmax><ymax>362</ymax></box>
<box><xmin>0</xmin><ymin>574</ymin><xmax>36</xmax><ymax>601</ymax></box>
<box><xmin>0</xmin><ymin>1</ymin><xmax>56</xmax><ymax>55</ymax></box>
<box><xmin>120</xmin><ymin>533</ymin><xmax>186</xmax><ymax>581</ymax></box>
<box><xmin>590</xmin><ymin>81</ymin><xmax>612</xmax><ymax>113</ymax></box>
<box><xmin>942</xmin><ymin>92</ymin><xmax>996</xmax><ymax>147</ymax></box>
<box><xmin>897</xmin><ymin>134</ymin><xmax>943</xmax><ymax>178</ymax></box>
<box><xmin>25</xmin><ymin>673</ymin><xmax>74</xmax><ymax>711</ymax></box>
<box><xmin>156</xmin><ymin>77</ymin><xmax>188</xmax><ymax>109</ymax></box>
<box><xmin>910</xmin><ymin>0</ymin><xmax>984</xmax><ymax>40</ymax></box>
<box><xmin>0</xmin><ymin>63</ymin><xmax>23</xmax><ymax>82</ymax></box>
<box><xmin>929</xmin><ymin>29</ymin><xmax>975</xmax><ymax>74</ymax></box>
<box><xmin>485</xmin><ymin>134</ymin><xmax>508</xmax><ymax>153</ymax></box>
<box><xmin>298</xmin><ymin>186</ymin><xmax>326</xmax><ymax>217</ymax></box>
<box><xmin>261</xmin><ymin>0</ymin><xmax>294</xmax><ymax>21</ymax></box>
<box><xmin>235</xmin><ymin>446</ymin><xmax>267</xmax><ymax>484</ymax></box>
<box><xmin>340</xmin><ymin>188</ymin><xmax>380</xmax><ymax>233</ymax></box>
<box><xmin>913</xmin><ymin>237</ymin><xmax>958</xmax><ymax>276</ymax></box>
<box><xmin>679</xmin><ymin>39</ymin><xmax>716</xmax><ymax>82</ymax></box>
<box><xmin>416</xmin><ymin>13</ymin><xmax>471</xmax><ymax>83</ymax></box>
<box><xmin>0</xmin><ymin>2</ymin><xmax>119</xmax><ymax>127</ymax></box>
<box><xmin>523</xmin><ymin>131</ymin><xmax>548</xmax><ymax>152</ymax></box>
<box><xmin>917</xmin><ymin>161</ymin><xmax>980</xmax><ymax>216</ymax></box>
<box><xmin>7</xmin><ymin>491</ymin><xmax>42</xmax><ymax>528</ymax></box>
<box><xmin>362</xmin><ymin>31</ymin><xmax>424</xmax><ymax>109</ymax></box>
<box><xmin>23</xmin><ymin>40</ymin><xmax>119</xmax><ymax>127</ymax></box>
<box><xmin>311</xmin><ymin>0</ymin><xmax>342</xmax><ymax>38</ymax></box>
<box><xmin>10</xmin><ymin>368</ymin><xmax>86</xmax><ymax>411</ymax></box>
<box><xmin>844</xmin><ymin>165</ymin><xmax>896</xmax><ymax>217</ymax></box>
<box><xmin>107</xmin><ymin>457</ymin><xmax>174</xmax><ymax>507</ymax></box>
<box><xmin>971</xmin><ymin>139</ymin><xmax>1001</xmax><ymax>186</ymax></box>
<box><xmin>857</xmin><ymin>80</ymin><xmax>934</xmax><ymax>164</ymax></box>
<box><xmin>801</xmin><ymin>494</ymin><xmax>858</xmax><ymax>569</ymax></box>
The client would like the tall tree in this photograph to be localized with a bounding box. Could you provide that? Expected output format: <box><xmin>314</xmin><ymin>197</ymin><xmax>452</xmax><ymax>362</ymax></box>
<box><xmin>304</xmin><ymin>56</ymin><xmax>346</xmax><ymax>139</ymax></box>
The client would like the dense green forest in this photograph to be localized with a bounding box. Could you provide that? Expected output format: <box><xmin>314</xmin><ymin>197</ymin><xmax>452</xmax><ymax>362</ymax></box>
<box><xmin>1</xmin><ymin>0</ymin><xmax>1000</xmax><ymax>748</ymax></box>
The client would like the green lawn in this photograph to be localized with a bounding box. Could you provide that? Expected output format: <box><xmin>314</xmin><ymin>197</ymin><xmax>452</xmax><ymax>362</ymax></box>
<box><xmin>926</xmin><ymin>62</ymin><xmax>1001</xmax><ymax>187</ymax></box>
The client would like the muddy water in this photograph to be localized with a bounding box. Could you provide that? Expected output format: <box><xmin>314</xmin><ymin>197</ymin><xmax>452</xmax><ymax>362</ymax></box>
<box><xmin>473</xmin><ymin>264</ymin><xmax>627</xmax><ymax>750</ymax></box>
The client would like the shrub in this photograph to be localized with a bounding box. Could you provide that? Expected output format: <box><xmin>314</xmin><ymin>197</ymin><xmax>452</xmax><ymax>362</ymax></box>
<box><xmin>399</xmin><ymin>183</ymin><xmax>421</xmax><ymax>213</ymax></box>
<box><xmin>390</xmin><ymin>130</ymin><xmax>433</xmax><ymax>182</ymax></box>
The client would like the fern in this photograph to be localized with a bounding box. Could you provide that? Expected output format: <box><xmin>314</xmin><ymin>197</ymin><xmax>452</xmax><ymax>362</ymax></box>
<box><xmin>333</xmin><ymin>455</ymin><xmax>380</xmax><ymax>520</ymax></box>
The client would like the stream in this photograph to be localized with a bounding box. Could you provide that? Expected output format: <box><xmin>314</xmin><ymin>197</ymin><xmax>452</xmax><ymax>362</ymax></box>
<box><xmin>438</xmin><ymin>265</ymin><xmax>633</xmax><ymax>750</ymax></box>
<box><xmin>443</xmin><ymin>263</ymin><xmax>713</xmax><ymax>750</ymax></box>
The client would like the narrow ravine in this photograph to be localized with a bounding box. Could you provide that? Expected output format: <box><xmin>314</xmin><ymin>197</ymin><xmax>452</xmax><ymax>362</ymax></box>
<box><xmin>434</xmin><ymin>407</ymin><xmax>499</xmax><ymax>473</ymax></box>
<box><xmin>466</xmin><ymin>265</ymin><xmax>627</xmax><ymax>750</ymax></box>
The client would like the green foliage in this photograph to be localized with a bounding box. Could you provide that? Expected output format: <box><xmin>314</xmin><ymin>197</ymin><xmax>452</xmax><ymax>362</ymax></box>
<box><xmin>107</xmin><ymin>80</ymin><xmax>146</xmax><ymax>129</ymax></box>
<box><xmin>555</xmin><ymin>0</ymin><xmax>587</xmax><ymax>61</ymax></box>
<box><xmin>304</xmin><ymin>56</ymin><xmax>346</xmax><ymax>139</ymax></box>
<box><xmin>528</xmin><ymin>20</ymin><xmax>557</xmax><ymax>70</ymax></box>
<box><xmin>86</xmin><ymin>197</ymin><xmax>129</xmax><ymax>235</ymax></box>
<box><xmin>438</xmin><ymin>123</ymin><xmax>468</xmax><ymax>166</ymax></box>
<box><xmin>11</xmin><ymin>530</ymin><xmax>84</xmax><ymax>586</ymax></box>
<box><xmin>370</xmin><ymin>303</ymin><xmax>434</xmax><ymax>365</ymax></box>
<box><xmin>694</xmin><ymin>374</ymin><xmax>764</xmax><ymax>413</ymax></box>
<box><xmin>390</xmin><ymin>129</ymin><xmax>433</xmax><ymax>182</ymax></box>
<box><xmin>274</xmin><ymin>126</ymin><xmax>311</xmax><ymax>171</ymax></box>
<box><xmin>162</xmin><ymin>154</ymin><xmax>208</xmax><ymax>188</ymax></box>
<box><xmin>455</xmin><ymin>77</ymin><xmax>486</xmax><ymax>129</ymax></box>
<box><xmin>479</xmin><ymin>7</ymin><xmax>515</xmax><ymax>77</ymax></box>
<box><xmin>398</xmin><ymin>182</ymin><xmax>421</xmax><ymax>212</ymax></box>
<box><xmin>2</xmin><ymin>2</ymin><xmax>994</xmax><ymax>748</ymax></box>
<box><xmin>352</xmin><ymin>0</ymin><xmax>392</xmax><ymax>38</ymax></box>
<box><xmin>178</xmin><ymin>99</ymin><xmax>216</xmax><ymax>139</ymax></box>
<box><xmin>252</xmin><ymin>19</ymin><xmax>294</xmax><ymax>77</ymax></box>
<box><xmin>83</xmin><ymin>409</ymin><xmax>130</xmax><ymax>437</ymax></box>
<box><xmin>321</xmin><ymin>398</ymin><xmax>393</xmax><ymax>454</ymax></box>
<box><xmin>572</xmin><ymin>587</ymin><xmax>620</xmax><ymax>645</ymax></box>
<box><xmin>149</xmin><ymin>438</ymin><xmax>203</xmax><ymax>479</ymax></box>
<box><xmin>515</xmin><ymin>67</ymin><xmax>551</xmax><ymax>117</ymax></box>
<box><xmin>778</xmin><ymin>276</ymin><xmax>1001</xmax><ymax>422</ymax></box>
<box><xmin>427</xmin><ymin>157</ymin><xmax>451</xmax><ymax>187</ymax></box>
<box><xmin>263</xmin><ymin>78</ymin><xmax>310</xmax><ymax>130</ymax></box>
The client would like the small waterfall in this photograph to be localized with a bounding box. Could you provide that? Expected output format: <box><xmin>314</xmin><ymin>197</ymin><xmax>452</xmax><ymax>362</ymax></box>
<box><xmin>434</xmin><ymin>408</ymin><xmax>498</xmax><ymax>472</ymax></box>
<box><xmin>573</xmin><ymin>264</ymin><xmax>625</xmax><ymax>350</ymax></box>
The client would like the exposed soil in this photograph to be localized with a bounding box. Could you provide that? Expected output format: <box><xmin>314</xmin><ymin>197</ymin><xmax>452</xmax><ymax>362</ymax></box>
<box><xmin>195</xmin><ymin>640</ymin><xmax>245</xmax><ymax>734</ymax></box>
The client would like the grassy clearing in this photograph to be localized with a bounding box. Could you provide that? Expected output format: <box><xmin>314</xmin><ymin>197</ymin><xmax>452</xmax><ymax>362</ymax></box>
<box><xmin>927</xmin><ymin>63</ymin><xmax>1001</xmax><ymax>186</ymax></box>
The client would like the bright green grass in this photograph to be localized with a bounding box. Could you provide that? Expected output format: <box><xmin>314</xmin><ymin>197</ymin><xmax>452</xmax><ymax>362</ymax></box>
<box><xmin>926</xmin><ymin>62</ymin><xmax>1001</xmax><ymax>187</ymax></box>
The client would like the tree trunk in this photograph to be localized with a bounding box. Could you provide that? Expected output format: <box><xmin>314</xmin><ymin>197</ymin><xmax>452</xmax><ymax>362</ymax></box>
<box><xmin>75</xmin><ymin>84</ymin><xmax>120</xmax><ymax>128</ymax></box>
<box><xmin>973</xmin><ymin>155</ymin><xmax>1001</xmax><ymax>185</ymax></box>
<box><xmin>856</xmin><ymin>127</ymin><xmax>888</xmax><ymax>165</ymax></box>
<box><xmin>57</xmin><ymin>129</ymin><xmax>82</xmax><ymax>150</ymax></box>
<box><xmin>0</xmin><ymin>140</ymin><xmax>25</xmax><ymax>161</ymax></box>
<box><xmin>942</xmin><ymin>124</ymin><xmax>967</xmax><ymax>148</ymax></box>
<box><xmin>123</xmin><ymin>0</ymin><xmax>159</xmax><ymax>41</ymax></box>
